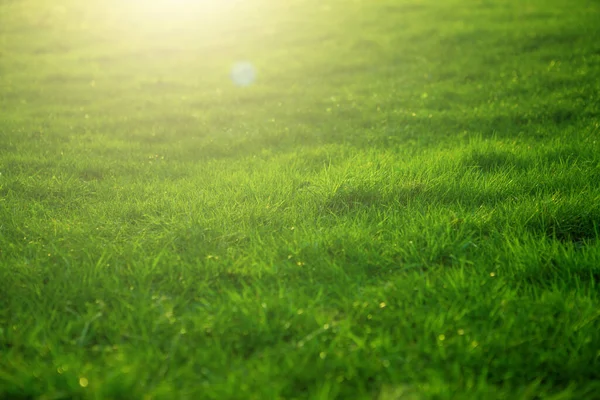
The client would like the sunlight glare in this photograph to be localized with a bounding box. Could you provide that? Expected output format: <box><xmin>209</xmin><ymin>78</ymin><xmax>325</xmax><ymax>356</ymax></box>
<box><xmin>132</xmin><ymin>0</ymin><xmax>240</xmax><ymax>21</ymax></box>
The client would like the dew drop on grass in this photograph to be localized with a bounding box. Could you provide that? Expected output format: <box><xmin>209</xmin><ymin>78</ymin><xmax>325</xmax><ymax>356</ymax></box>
<box><xmin>79</xmin><ymin>377</ymin><xmax>89</xmax><ymax>388</ymax></box>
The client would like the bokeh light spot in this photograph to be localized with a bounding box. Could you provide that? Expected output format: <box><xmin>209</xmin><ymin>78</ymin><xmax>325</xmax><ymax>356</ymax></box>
<box><xmin>231</xmin><ymin>61</ymin><xmax>256</xmax><ymax>87</ymax></box>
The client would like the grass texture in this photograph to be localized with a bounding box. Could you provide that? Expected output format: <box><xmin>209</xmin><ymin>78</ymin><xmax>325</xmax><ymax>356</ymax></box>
<box><xmin>1</xmin><ymin>0</ymin><xmax>600</xmax><ymax>398</ymax></box>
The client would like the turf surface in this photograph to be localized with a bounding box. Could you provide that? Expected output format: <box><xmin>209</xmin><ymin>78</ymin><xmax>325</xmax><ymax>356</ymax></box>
<box><xmin>1</xmin><ymin>0</ymin><xmax>600</xmax><ymax>398</ymax></box>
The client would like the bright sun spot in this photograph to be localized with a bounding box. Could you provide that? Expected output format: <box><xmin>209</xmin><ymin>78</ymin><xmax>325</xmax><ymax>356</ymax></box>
<box><xmin>114</xmin><ymin>0</ymin><xmax>255</xmax><ymax>37</ymax></box>
<box><xmin>132</xmin><ymin>0</ymin><xmax>241</xmax><ymax>19</ymax></box>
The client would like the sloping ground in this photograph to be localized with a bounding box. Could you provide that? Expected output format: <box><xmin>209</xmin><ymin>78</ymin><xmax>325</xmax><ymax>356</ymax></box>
<box><xmin>1</xmin><ymin>0</ymin><xmax>599</xmax><ymax>398</ymax></box>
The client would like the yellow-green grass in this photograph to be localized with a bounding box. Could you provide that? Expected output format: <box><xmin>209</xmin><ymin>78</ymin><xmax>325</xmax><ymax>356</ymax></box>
<box><xmin>1</xmin><ymin>0</ymin><xmax>600</xmax><ymax>398</ymax></box>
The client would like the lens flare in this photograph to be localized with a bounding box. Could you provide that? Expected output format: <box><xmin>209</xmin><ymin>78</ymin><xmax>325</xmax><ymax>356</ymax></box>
<box><xmin>231</xmin><ymin>61</ymin><xmax>257</xmax><ymax>87</ymax></box>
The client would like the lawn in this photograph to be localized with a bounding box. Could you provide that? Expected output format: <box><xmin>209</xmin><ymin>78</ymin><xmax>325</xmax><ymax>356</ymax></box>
<box><xmin>1</xmin><ymin>0</ymin><xmax>600</xmax><ymax>398</ymax></box>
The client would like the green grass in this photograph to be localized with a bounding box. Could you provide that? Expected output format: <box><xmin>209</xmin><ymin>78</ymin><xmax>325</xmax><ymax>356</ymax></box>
<box><xmin>1</xmin><ymin>0</ymin><xmax>600</xmax><ymax>398</ymax></box>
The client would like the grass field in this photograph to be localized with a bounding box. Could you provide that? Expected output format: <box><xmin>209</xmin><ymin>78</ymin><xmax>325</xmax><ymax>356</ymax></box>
<box><xmin>1</xmin><ymin>0</ymin><xmax>600</xmax><ymax>398</ymax></box>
